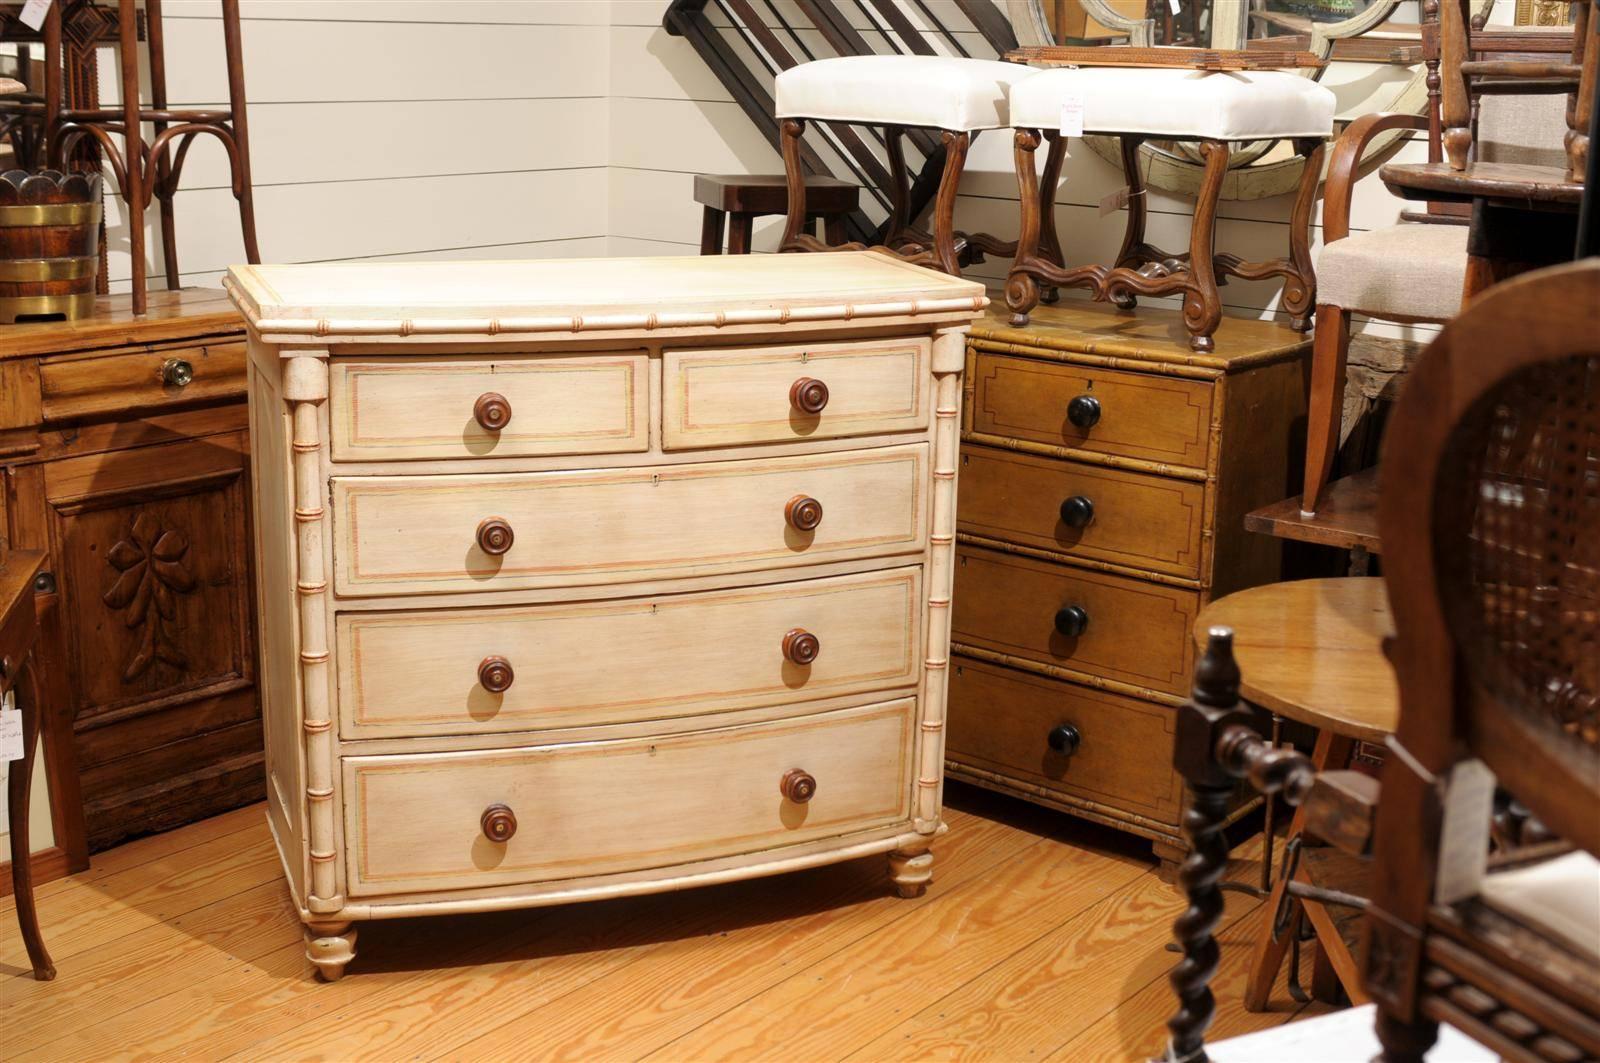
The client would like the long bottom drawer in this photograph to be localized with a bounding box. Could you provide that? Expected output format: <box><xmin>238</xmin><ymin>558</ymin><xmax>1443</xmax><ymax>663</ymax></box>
<box><xmin>343</xmin><ymin>698</ymin><xmax>916</xmax><ymax>897</ymax></box>
<box><xmin>946</xmin><ymin>656</ymin><xmax>1182</xmax><ymax>830</ymax></box>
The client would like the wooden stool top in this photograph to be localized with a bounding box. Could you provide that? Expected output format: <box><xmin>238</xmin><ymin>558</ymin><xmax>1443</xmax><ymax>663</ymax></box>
<box><xmin>693</xmin><ymin>173</ymin><xmax>859</xmax><ymax>216</ymax></box>
<box><xmin>1194</xmin><ymin>577</ymin><xmax>1397</xmax><ymax>742</ymax></box>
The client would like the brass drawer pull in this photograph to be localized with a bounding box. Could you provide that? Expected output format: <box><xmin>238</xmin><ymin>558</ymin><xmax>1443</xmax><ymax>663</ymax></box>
<box><xmin>480</xmin><ymin>804</ymin><xmax>517</xmax><ymax>842</ymax></box>
<box><xmin>478</xmin><ymin>655</ymin><xmax>514</xmax><ymax>693</ymax></box>
<box><xmin>161</xmin><ymin>358</ymin><xmax>194</xmax><ymax>388</ymax></box>
<box><xmin>789</xmin><ymin>376</ymin><xmax>829</xmax><ymax>415</ymax></box>
<box><xmin>474</xmin><ymin>392</ymin><xmax>512</xmax><ymax>431</ymax></box>
<box><xmin>782</xmin><ymin>628</ymin><xmax>820</xmax><ymax>665</ymax></box>
<box><xmin>476</xmin><ymin>517</ymin><xmax>514</xmax><ymax>556</ymax></box>
<box><xmin>786</xmin><ymin>494</ymin><xmax>823</xmax><ymax>532</ymax></box>
<box><xmin>780</xmin><ymin>769</ymin><xmax>817</xmax><ymax>804</ymax></box>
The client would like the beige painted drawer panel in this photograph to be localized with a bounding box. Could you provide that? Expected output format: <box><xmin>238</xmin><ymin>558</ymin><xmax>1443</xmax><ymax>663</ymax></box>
<box><xmin>662</xmin><ymin>337</ymin><xmax>929</xmax><ymax>449</ymax></box>
<box><xmin>328</xmin><ymin>354</ymin><xmax>649</xmax><ymax>461</ymax></box>
<box><xmin>342</xmin><ymin>698</ymin><xmax>916</xmax><ymax>896</ymax></box>
<box><xmin>331</xmin><ymin>444</ymin><xmax>927</xmax><ymax>597</ymax></box>
<box><xmin>337</xmin><ymin>567</ymin><xmax>923</xmax><ymax>738</ymax></box>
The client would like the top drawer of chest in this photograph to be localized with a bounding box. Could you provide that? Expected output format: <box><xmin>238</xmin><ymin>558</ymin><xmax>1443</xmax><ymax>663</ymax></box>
<box><xmin>328</xmin><ymin>354</ymin><xmax>650</xmax><ymax>462</ymax></box>
<box><xmin>663</xmin><ymin>337</ymin><xmax>929</xmax><ymax>449</ymax></box>
<box><xmin>967</xmin><ymin>352</ymin><xmax>1213</xmax><ymax>471</ymax></box>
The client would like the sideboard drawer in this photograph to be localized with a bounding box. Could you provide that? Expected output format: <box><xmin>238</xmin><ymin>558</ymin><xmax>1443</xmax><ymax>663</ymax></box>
<box><xmin>662</xmin><ymin>337</ymin><xmax>928</xmax><ymax>449</ymax></box>
<box><xmin>40</xmin><ymin>339</ymin><xmax>246</xmax><ymax>422</ymax></box>
<box><xmin>957</xmin><ymin>445</ymin><xmax>1205</xmax><ymax>579</ymax></box>
<box><xmin>947</xmin><ymin>656</ymin><xmax>1181</xmax><ymax>827</ymax></box>
<box><xmin>342</xmin><ymin>698</ymin><xmax>916</xmax><ymax>896</ymax></box>
<box><xmin>328</xmin><ymin>354</ymin><xmax>649</xmax><ymax>461</ymax></box>
<box><xmin>951</xmin><ymin>545</ymin><xmax>1197</xmax><ymax>698</ymax></box>
<box><xmin>336</xmin><ymin>567</ymin><xmax>922</xmax><ymax>738</ymax></box>
<box><xmin>968</xmin><ymin>352</ymin><xmax>1212</xmax><ymax>470</ymax></box>
<box><xmin>331</xmin><ymin>444</ymin><xmax>927</xmax><ymax>597</ymax></box>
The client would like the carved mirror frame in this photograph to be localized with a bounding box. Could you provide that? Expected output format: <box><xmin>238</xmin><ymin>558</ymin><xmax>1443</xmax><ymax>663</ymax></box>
<box><xmin>1005</xmin><ymin>0</ymin><xmax>1493</xmax><ymax>200</ymax></box>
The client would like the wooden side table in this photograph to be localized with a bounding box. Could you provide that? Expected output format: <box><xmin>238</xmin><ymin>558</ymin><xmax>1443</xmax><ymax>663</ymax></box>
<box><xmin>694</xmin><ymin>173</ymin><xmax>858</xmax><ymax>255</ymax></box>
<box><xmin>1195</xmin><ymin>577</ymin><xmax>1398</xmax><ymax>1011</ymax></box>
<box><xmin>1</xmin><ymin>548</ymin><xmax>55</xmax><ymax>980</ymax></box>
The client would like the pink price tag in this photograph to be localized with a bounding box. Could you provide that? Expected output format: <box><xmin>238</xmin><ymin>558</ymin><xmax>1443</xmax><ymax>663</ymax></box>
<box><xmin>1059</xmin><ymin>95</ymin><xmax>1085</xmax><ymax>138</ymax></box>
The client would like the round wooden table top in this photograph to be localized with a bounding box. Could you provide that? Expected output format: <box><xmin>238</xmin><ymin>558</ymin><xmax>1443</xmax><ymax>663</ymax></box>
<box><xmin>1193</xmin><ymin>577</ymin><xmax>1398</xmax><ymax>742</ymax></box>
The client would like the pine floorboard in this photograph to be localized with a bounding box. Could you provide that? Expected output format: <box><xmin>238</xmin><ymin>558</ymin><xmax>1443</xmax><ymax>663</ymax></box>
<box><xmin>0</xmin><ymin>783</ymin><xmax>1332</xmax><ymax>1061</ymax></box>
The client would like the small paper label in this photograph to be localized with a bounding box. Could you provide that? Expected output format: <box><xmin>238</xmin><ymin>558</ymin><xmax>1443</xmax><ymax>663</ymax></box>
<box><xmin>1169</xmin><ymin>0</ymin><xmax>1182</xmax><ymax>14</ymax></box>
<box><xmin>18</xmin><ymin>0</ymin><xmax>52</xmax><ymax>31</ymax></box>
<box><xmin>1059</xmin><ymin>94</ymin><xmax>1085</xmax><ymax>138</ymax></box>
<box><xmin>0</xmin><ymin>705</ymin><xmax>23</xmax><ymax>762</ymax></box>
<box><xmin>1099</xmin><ymin>185</ymin><xmax>1132</xmax><ymax>217</ymax></box>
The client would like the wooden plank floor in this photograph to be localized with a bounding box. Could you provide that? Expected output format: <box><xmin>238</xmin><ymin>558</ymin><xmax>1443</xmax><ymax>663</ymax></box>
<box><xmin>0</xmin><ymin>783</ymin><xmax>1331</xmax><ymax>1061</ymax></box>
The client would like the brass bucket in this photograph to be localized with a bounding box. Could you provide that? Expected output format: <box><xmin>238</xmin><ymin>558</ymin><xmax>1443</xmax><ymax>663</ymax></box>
<box><xmin>0</xmin><ymin>169</ymin><xmax>102</xmax><ymax>323</ymax></box>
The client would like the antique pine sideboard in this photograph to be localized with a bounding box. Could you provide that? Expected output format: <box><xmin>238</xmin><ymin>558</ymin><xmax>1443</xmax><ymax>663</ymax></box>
<box><xmin>0</xmin><ymin>289</ymin><xmax>261</xmax><ymax>868</ymax></box>
<box><xmin>225</xmin><ymin>252</ymin><xmax>984</xmax><ymax>980</ymax></box>
<box><xmin>948</xmin><ymin>301</ymin><xmax>1309</xmax><ymax>878</ymax></box>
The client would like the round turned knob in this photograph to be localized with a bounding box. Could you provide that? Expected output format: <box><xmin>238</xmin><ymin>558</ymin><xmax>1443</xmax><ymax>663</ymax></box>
<box><xmin>789</xmin><ymin>377</ymin><xmax>830</xmax><ymax>415</ymax></box>
<box><xmin>780</xmin><ymin>768</ymin><xmax>817</xmax><ymax>803</ymax></box>
<box><xmin>1059</xmin><ymin>495</ymin><xmax>1095</xmax><ymax>529</ymax></box>
<box><xmin>782</xmin><ymin>628</ymin><xmax>821</xmax><ymax>666</ymax></box>
<box><xmin>785</xmin><ymin>495</ymin><xmax>823</xmax><ymax>532</ymax></box>
<box><xmin>476</xmin><ymin>517</ymin><xmax>514</xmax><ymax>556</ymax></box>
<box><xmin>1067</xmin><ymin>394</ymin><xmax>1101</xmax><ymax>429</ymax></box>
<box><xmin>1047</xmin><ymin>722</ymin><xmax>1082</xmax><ymax>756</ymax></box>
<box><xmin>474</xmin><ymin>392</ymin><xmax>512</xmax><ymax>431</ymax></box>
<box><xmin>478</xmin><ymin>655</ymin><xmax>514</xmax><ymax>693</ymax></box>
<box><xmin>481</xmin><ymin>803</ymin><xmax>517</xmax><ymax>842</ymax></box>
<box><xmin>161</xmin><ymin>358</ymin><xmax>194</xmax><ymax>388</ymax></box>
<box><xmin>1054</xmin><ymin>604</ymin><xmax>1089</xmax><ymax>638</ymax></box>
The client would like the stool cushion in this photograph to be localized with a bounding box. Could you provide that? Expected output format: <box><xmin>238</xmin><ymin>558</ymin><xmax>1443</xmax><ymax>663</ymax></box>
<box><xmin>775</xmin><ymin>56</ymin><xmax>1031</xmax><ymax>132</ymax></box>
<box><xmin>1317</xmin><ymin>223</ymin><xmax>1467</xmax><ymax>323</ymax></box>
<box><xmin>1009</xmin><ymin>67</ymin><xmax>1336</xmax><ymax>140</ymax></box>
<box><xmin>1478</xmin><ymin>851</ymin><xmax>1600</xmax><ymax>964</ymax></box>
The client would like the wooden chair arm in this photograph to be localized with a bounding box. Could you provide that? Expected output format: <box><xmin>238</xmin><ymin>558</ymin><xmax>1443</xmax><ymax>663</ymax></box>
<box><xmin>1303</xmin><ymin>770</ymin><xmax>1380</xmax><ymax>856</ymax></box>
<box><xmin>1324</xmin><ymin>113</ymin><xmax>1430</xmax><ymax>243</ymax></box>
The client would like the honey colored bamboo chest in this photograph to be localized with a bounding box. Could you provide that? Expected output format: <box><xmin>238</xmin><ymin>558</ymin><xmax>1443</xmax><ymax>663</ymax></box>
<box><xmin>226</xmin><ymin>253</ymin><xmax>984</xmax><ymax>980</ymax></box>
<box><xmin>948</xmin><ymin>302</ymin><xmax>1310</xmax><ymax>878</ymax></box>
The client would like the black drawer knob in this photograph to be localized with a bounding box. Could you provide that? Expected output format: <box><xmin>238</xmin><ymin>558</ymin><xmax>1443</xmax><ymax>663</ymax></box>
<box><xmin>1059</xmin><ymin>495</ymin><xmax>1095</xmax><ymax>529</ymax></box>
<box><xmin>1047</xmin><ymin>723</ymin><xmax>1081</xmax><ymax>756</ymax></box>
<box><xmin>1054</xmin><ymin>604</ymin><xmax>1089</xmax><ymax>638</ymax></box>
<box><xmin>1067</xmin><ymin>394</ymin><xmax>1101</xmax><ymax>429</ymax></box>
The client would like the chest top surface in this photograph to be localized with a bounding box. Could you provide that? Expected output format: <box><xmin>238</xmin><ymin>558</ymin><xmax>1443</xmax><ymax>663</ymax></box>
<box><xmin>225</xmin><ymin>253</ymin><xmax>988</xmax><ymax>342</ymax></box>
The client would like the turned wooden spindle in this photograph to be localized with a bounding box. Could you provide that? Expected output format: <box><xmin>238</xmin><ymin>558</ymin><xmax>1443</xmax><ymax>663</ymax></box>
<box><xmin>782</xmin><ymin>628</ymin><xmax>820</xmax><ymax>666</ymax></box>
<box><xmin>785</xmin><ymin>495</ymin><xmax>823</xmax><ymax>532</ymax></box>
<box><xmin>480</xmin><ymin>803</ymin><xmax>517</xmax><ymax>843</ymax></box>
<box><xmin>789</xmin><ymin>376</ymin><xmax>829</xmax><ymax>414</ymax></box>
<box><xmin>473</xmin><ymin>392</ymin><xmax>512</xmax><ymax>431</ymax></box>
<box><xmin>477</xmin><ymin>655</ymin><xmax>514</xmax><ymax>693</ymax></box>
<box><xmin>476</xmin><ymin>517</ymin><xmax>514</xmax><ymax>556</ymax></box>
<box><xmin>780</xmin><ymin>768</ymin><xmax>817</xmax><ymax>803</ymax></box>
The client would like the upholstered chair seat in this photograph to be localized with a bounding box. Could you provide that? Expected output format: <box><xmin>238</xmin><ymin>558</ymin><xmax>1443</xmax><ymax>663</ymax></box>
<box><xmin>774</xmin><ymin>54</ymin><xmax>1029</xmax><ymax>131</ymax></box>
<box><xmin>1316</xmin><ymin>223</ymin><xmax>1470</xmax><ymax>324</ymax></box>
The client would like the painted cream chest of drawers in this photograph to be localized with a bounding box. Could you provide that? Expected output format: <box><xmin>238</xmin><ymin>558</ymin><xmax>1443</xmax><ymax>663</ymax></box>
<box><xmin>225</xmin><ymin>253</ymin><xmax>985</xmax><ymax>980</ymax></box>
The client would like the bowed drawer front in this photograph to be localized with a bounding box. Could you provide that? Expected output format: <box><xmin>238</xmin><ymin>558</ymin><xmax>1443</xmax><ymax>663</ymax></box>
<box><xmin>330</xmin><ymin>444</ymin><xmax>928</xmax><ymax>596</ymax></box>
<box><xmin>343</xmin><ymin>698</ymin><xmax>916</xmax><ymax>896</ymax></box>
<box><xmin>328</xmin><ymin>354</ymin><xmax>649</xmax><ymax>461</ymax></box>
<box><xmin>335</xmin><ymin>567</ymin><xmax>923</xmax><ymax>738</ymax></box>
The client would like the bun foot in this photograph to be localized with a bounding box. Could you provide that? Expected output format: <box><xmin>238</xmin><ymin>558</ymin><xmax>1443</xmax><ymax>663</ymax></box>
<box><xmin>1289</xmin><ymin>314</ymin><xmax>1311</xmax><ymax>332</ymax></box>
<box><xmin>305</xmin><ymin>920</ymin><xmax>357</xmax><ymax>982</ymax></box>
<box><xmin>1039</xmin><ymin>285</ymin><xmax>1060</xmax><ymax>304</ymax></box>
<box><xmin>1189</xmin><ymin>334</ymin><xmax>1216</xmax><ymax>354</ymax></box>
<box><xmin>889</xmin><ymin>846</ymin><xmax>933</xmax><ymax>898</ymax></box>
<box><xmin>1008</xmin><ymin>312</ymin><xmax>1031</xmax><ymax>327</ymax></box>
<box><xmin>1110</xmin><ymin>293</ymin><xmax>1137</xmax><ymax>310</ymax></box>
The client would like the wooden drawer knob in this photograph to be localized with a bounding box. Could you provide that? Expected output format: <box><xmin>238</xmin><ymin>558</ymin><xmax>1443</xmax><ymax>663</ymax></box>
<box><xmin>1047</xmin><ymin>723</ymin><xmax>1081</xmax><ymax>756</ymax></box>
<box><xmin>1059</xmin><ymin>495</ymin><xmax>1095</xmax><ymax>529</ymax></box>
<box><xmin>474</xmin><ymin>392</ymin><xmax>513</xmax><ymax>431</ymax></box>
<box><xmin>789</xmin><ymin>377</ymin><xmax>830</xmax><ymax>415</ymax></box>
<box><xmin>481</xmin><ymin>803</ymin><xmax>517</xmax><ymax>842</ymax></box>
<box><xmin>786</xmin><ymin>495</ymin><xmax>823</xmax><ymax>532</ymax></box>
<box><xmin>476</xmin><ymin>517</ymin><xmax>514</xmax><ymax>556</ymax></box>
<box><xmin>782</xmin><ymin>628</ymin><xmax>820</xmax><ymax>665</ymax></box>
<box><xmin>478</xmin><ymin>655</ymin><xmax>514</xmax><ymax>693</ymax></box>
<box><xmin>1067</xmin><ymin>394</ymin><xmax>1101</xmax><ymax>429</ymax></box>
<box><xmin>780</xmin><ymin>768</ymin><xmax>817</xmax><ymax>804</ymax></box>
<box><xmin>1054</xmin><ymin>604</ymin><xmax>1089</xmax><ymax>638</ymax></box>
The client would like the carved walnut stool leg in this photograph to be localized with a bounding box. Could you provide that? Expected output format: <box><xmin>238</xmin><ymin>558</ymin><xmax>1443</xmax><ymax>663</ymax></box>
<box><xmin>1283</xmin><ymin>137</ymin><xmax>1325</xmax><ymax>332</ymax></box>
<box><xmin>1182</xmin><ymin>140</ymin><xmax>1230</xmax><ymax>354</ymax></box>
<box><xmin>1037</xmin><ymin>131</ymin><xmax>1068</xmax><ymax>305</ymax></box>
<box><xmin>889</xmin><ymin>845</ymin><xmax>934</xmax><ymax>898</ymax></box>
<box><xmin>304</xmin><ymin>920</ymin><xmax>358</xmax><ymax>982</ymax></box>
<box><xmin>1110</xmin><ymin>134</ymin><xmax>1149</xmax><ymax>310</ymax></box>
<box><xmin>884</xmin><ymin>123</ymin><xmax>913</xmax><ymax>250</ymax></box>
<box><xmin>1005</xmin><ymin>128</ymin><xmax>1045</xmax><ymax>327</ymax></box>
<box><xmin>931</xmin><ymin>130</ymin><xmax>971</xmax><ymax>276</ymax></box>
<box><xmin>779</xmin><ymin>117</ymin><xmax>808</xmax><ymax>253</ymax></box>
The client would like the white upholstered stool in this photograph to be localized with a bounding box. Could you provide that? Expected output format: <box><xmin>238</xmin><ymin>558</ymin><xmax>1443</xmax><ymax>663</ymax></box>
<box><xmin>775</xmin><ymin>55</ymin><xmax>1033</xmax><ymax>275</ymax></box>
<box><xmin>1006</xmin><ymin>67</ymin><xmax>1337</xmax><ymax>352</ymax></box>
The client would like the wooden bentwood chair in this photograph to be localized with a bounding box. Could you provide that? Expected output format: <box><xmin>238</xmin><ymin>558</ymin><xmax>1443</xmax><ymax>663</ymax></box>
<box><xmin>1164</xmin><ymin>260</ymin><xmax>1600</xmax><ymax>1063</ymax></box>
